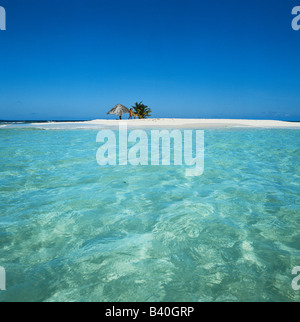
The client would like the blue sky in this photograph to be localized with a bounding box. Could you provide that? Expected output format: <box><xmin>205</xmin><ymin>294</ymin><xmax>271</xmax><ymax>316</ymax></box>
<box><xmin>0</xmin><ymin>0</ymin><xmax>300</xmax><ymax>120</ymax></box>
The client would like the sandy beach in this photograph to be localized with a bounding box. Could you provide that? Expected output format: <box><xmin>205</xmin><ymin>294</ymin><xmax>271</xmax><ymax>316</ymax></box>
<box><xmin>80</xmin><ymin>118</ymin><xmax>300</xmax><ymax>129</ymax></box>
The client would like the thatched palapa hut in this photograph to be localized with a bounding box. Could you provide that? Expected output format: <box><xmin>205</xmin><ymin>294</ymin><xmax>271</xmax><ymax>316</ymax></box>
<box><xmin>107</xmin><ymin>104</ymin><xmax>130</xmax><ymax>120</ymax></box>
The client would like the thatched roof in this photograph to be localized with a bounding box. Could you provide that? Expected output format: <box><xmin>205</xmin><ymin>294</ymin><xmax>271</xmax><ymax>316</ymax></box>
<box><xmin>107</xmin><ymin>104</ymin><xmax>130</xmax><ymax>116</ymax></box>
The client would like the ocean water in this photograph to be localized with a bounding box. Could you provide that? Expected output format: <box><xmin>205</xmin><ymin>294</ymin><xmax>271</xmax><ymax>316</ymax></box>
<box><xmin>0</xmin><ymin>125</ymin><xmax>300</xmax><ymax>302</ymax></box>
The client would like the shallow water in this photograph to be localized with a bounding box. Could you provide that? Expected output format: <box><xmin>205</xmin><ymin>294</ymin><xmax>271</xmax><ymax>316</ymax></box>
<box><xmin>0</xmin><ymin>127</ymin><xmax>300</xmax><ymax>302</ymax></box>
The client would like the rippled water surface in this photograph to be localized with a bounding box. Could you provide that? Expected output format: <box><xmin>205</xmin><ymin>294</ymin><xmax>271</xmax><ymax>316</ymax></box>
<box><xmin>0</xmin><ymin>127</ymin><xmax>300</xmax><ymax>302</ymax></box>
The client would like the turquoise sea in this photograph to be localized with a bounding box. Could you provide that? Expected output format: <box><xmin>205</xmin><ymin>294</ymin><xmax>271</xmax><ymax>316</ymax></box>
<box><xmin>0</xmin><ymin>124</ymin><xmax>300</xmax><ymax>302</ymax></box>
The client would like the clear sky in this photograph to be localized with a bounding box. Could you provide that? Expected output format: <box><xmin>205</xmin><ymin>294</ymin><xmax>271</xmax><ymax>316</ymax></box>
<box><xmin>0</xmin><ymin>0</ymin><xmax>300</xmax><ymax>120</ymax></box>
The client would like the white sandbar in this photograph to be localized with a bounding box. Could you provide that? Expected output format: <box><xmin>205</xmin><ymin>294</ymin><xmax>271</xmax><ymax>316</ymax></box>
<box><xmin>84</xmin><ymin>118</ymin><xmax>300</xmax><ymax>129</ymax></box>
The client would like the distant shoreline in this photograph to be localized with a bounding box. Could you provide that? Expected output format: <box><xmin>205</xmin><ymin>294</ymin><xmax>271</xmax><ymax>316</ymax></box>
<box><xmin>1</xmin><ymin>119</ymin><xmax>300</xmax><ymax>123</ymax></box>
<box><xmin>57</xmin><ymin>118</ymin><xmax>300</xmax><ymax>128</ymax></box>
<box><xmin>1</xmin><ymin>119</ymin><xmax>300</xmax><ymax>129</ymax></box>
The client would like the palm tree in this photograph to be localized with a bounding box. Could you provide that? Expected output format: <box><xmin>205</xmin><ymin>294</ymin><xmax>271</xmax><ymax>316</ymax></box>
<box><xmin>131</xmin><ymin>101</ymin><xmax>151</xmax><ymax>119</ymax></box>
